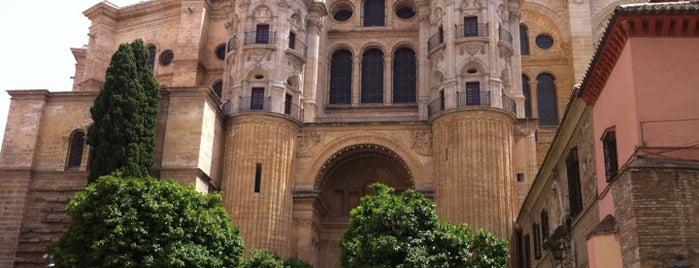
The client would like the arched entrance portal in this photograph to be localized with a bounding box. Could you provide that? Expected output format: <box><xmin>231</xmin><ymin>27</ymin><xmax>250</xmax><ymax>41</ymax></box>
<box><xmin>314</xmin><ymin>144</ymin><xmax>413</xmax><ymax>267</ymax></box>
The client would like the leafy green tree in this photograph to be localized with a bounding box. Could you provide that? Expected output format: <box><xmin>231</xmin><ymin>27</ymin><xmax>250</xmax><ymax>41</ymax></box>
<box><xmin>241</xmin><ymin>249</ymin><xmax>314</xmax><ymax>268</ymax></box>
<box><xmin>47</xmin><ymin>176</ymin><xmax>244</xmax><ymax>268</ymax></box>
<box><xmin>87</xmin><ymin>39</ymin><xmax>160</xmax><ymax>183</ymax></box>
<box><xmin>340</xmin><ymin>183</ymin><xmax>508</xmax><ymax>268</ymax></box>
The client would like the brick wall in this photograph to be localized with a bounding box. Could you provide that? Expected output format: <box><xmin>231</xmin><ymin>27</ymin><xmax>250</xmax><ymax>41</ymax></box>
<box><xmin>612</xmin><ymin>161</ymin><xmax>699</xmax><ymax>267</ymax></box>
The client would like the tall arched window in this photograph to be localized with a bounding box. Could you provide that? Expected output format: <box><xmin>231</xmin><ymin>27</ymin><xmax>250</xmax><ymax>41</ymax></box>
<box><xmin>330</xmin><ymin>49</ymin><xmax>353</xmax><ymax>104</ymax></box>
<box><xmin>522</xmin><ymin>74</ymin><xmax>532</xmax><ymax>118</ymax></box>
<box><xmin>520</xmin><ymin>24</ymin><xmax>530</xmax><ymax>55</ymax></box>
<box><xmin>364</xmin><ymin>0</ymin><xmax>385</xmax><ymax>26</ymax></box>
<box><xmin>392</xmin><ymin>48</ymin><xmax>416</xmax><ymax>103</ymax></box>
<box><xmin>147</xmin><ymin>45</ymin><xmax>157</xmax><ymax>68</ymax></box>
<box><xmin>361</xmin><ymin>49</ymin><xmax>384</xmax><ymax>103</ymax></box>
<box><xmin>537</xmin><ymin>73</ymin><xmax>558</xmax><ymax>125</ymax></box>
<box><xmin>66</xmin><ymin>130</ymin><xmax>85</xmax><ymax>170</ymax></box>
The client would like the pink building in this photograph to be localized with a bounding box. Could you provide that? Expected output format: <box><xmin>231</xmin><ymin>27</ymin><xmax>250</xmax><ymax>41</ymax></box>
<box><xmin>517</xmin><ymin>2</ymin><xmax>699</xmax><ymax>267</ymax></box>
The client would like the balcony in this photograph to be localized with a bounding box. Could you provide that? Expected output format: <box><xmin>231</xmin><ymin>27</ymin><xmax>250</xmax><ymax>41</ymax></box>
<box><xmin>244</xmin><ymin>31</ymin><xmax>277</xmax><ymax>45</ymax></box>
<box><xmin>455</xmin><ymin>23</ymin><xmax>489</xmax><ymax>39</ymax></box>
<box><xmin>428</xmin><ymin>31</ymin><xmax>445</xmax><ymax>51</ymax></box>
<box><xmin>286</xmin><ymin>37</ymin><xmax>307</xmax><ymax>58</ymax></box>
<box><xmin>222</xmin><ymin>95</ymin><xmax>303</xmax><ymax>121</ymax></box>
<box><xmin>428</xmin><ymin>90</ymin><xmax>516</xmax><ymax>118</ymax></box>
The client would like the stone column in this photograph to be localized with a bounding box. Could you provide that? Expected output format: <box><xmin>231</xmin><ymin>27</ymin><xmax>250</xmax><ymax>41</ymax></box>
<box><xmin>302</xmin><ymin>16</ymin><xmax>322</xmax><ymax>122</ymax></box>
<box><xmin>352</xmin><ymin>55</ymin><xmax>361</xmax><ymax>105</ymax></box>
<box><xmin>384</xmin><ymin>55</ymin><xmax>393</xmax><ymax>104</ymax></box>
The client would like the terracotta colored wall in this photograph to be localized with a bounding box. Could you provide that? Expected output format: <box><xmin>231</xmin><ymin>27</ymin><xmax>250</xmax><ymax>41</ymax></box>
<box><xmin>592</xmin><ymin>43</ymin><xmax>639</xmax><ymax>218</ymax></box>
<box><xmin>631</xmin><ymin>38</ymin><xmax>699</xmax><ymax>154</ymax></box>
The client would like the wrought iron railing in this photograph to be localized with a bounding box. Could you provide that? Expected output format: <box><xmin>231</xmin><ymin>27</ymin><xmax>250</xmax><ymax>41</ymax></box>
<box><xmin>457</xmin><ymin>90</ymin><xmax>491</xmax><ymax>107</ymax></box>
<box><xmin>499</xmin><ymin>27</ymin><xmax>513</xmax><ymax>45</ymax></box>
<box><xmin>221</xmin><ymin>96</ymin><xmax>303</xmax><ymax>121</ymax></box>
<box><xmin>455</xmin><ymin>23</ymin><xmax>489</xmax><ymax>39</ymax></box>
<box><xmin>502</xmin><ymin>95</ymin><xmax>516</xmax><ymax>114</ymax></box>
<box><xmin>288</xmin><ymin>38</ymin><xmax>307</xmax><ymax>57</ymax></box>
<box><xmin>244</xmin><ymin>31</ymin><xmax>277</xmax><ymax>45</ymax></box>
<box><xmin>317</xmin><ymin>115</ymin><xmax>419</xmax><ymax>123</ymax></box>
<box><xmin>428</xmin><ymin>98</ymin><xmax>444</xmax><ymax>118</ymax></box>
<box><xmin>427</xmin><ymin>90</ymin><xmax>516</xmax><ymax>118</ymax></box>
<box><xmin>428</xmin><ymin>31</ymin><xmax>445</xmax><ymax>51</ymax></box>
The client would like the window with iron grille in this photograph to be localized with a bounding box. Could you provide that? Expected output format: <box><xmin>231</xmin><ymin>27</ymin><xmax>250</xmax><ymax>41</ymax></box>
<box><xmin>567</xmin><ymin>147</ymin><xmax>583</xmax><ymax>217</ymax></box>
<box><xmin>537</xmin><ymin>73</ymin><xmax>558</xmax><ymax>125</ymax></box>
<box><xmin>464</xmin><ymin>16</ymin><xmax>478</xmax><ymax>37</ymax></box>
<box><xmin>330</xmin><ymin>50</ymin><xmax>352</xmax><ymax>104</ymax></box>
<box><xmin>256</xmin><ymin>24</ymin><xmax>270</xmax><ymax>44</ymax></box>
<box><xmin>251</xmin><ymin>88</ymin><xmax>265</xmax><ymax>110</ymax></box>
<box><xmin>364</xmin><ymin>0</ymin><xmax>385</xmax><ymax>26</ymax></box>
<box><xmin>361</xmin><ymin>49</ymin><xmax>384</xmax><ymax>103</ymax></box>
<box><xmin>466</xmin><ymin>82</ymin><xmax>480</xmax><ymax>105</ymax></box>
<box><xmin>285</xmin><ymin>94</ymin><xmax>292</xmax><ymax>115</ymax></box>
<box><xmin>288</xmin><ymin>32</ymin><xmax>296</xmax><ymax>49</ymax></box>
<box><xmin>392</xmin><ymin>48</ymin><xmax>416</xmax><ymax>103</ymax></box>
<box><xmin>603</xmin><ymin>130</ymin><xmax>619</xmax><ymax>181</ymax></box>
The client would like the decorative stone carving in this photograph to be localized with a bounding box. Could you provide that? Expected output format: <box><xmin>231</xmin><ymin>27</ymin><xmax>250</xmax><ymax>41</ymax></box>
<box><xmin>411</xmin><ymin>130</ymin><xmax>433</xmax><ymax>155</ymax></box>
<box><xmin>460</xmin><ymin>44</ymin><xmax>485</xmax><ymax>56</ymax></box>
<box><xmin>297</xmin><ymin>130</ymin><xmax>321</xmax><ymax>155</ymax></box>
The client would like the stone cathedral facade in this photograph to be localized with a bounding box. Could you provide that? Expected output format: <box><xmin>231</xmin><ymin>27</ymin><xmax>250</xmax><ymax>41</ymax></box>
<box><xmin>0</xmin><ymin>0</ymin><xmax>648</xmax><ymax>267</ymax></box>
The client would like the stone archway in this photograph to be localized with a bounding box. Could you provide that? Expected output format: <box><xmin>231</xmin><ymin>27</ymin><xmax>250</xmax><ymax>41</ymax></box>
<box><xmin>314</xmin><ymin>144</ymin><xmax>414</xmax><ymax>268</ymax></box>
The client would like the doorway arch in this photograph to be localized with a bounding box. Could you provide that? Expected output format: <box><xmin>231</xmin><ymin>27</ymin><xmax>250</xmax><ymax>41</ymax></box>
<box><xmin>314</xmin><ymin>143</ymin><xmax>414</xmax><ymax>267</ymax></box>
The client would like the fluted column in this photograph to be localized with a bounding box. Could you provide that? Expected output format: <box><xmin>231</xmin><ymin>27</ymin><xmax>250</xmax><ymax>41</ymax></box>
<box><xmin>384</xmin><ymin>55</ymin><xmax>393</xmax><ymax>104</ymax></box>
<box><xmin>431</xmin><ymin>109</ymin><xmax>516</xmax><ymax>238</ymax></box>
<box><xmin>351</xmin><ymin>55</ymin><xmax>361</xmax><ymax>105</ymax></box>
<box><xmin>221</xmin><ymin>114</ymin><xmax>299</xmax><ymax>257</ymax></box>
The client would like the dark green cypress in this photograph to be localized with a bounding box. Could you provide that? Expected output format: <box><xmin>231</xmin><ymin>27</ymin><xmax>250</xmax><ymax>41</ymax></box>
<box><xmin>87</xmin><ymin>39</ymin><xmax>160</xmax><ymax>183</ymax></box>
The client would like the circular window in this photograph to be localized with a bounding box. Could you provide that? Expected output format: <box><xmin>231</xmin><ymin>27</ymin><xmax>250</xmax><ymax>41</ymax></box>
<box><xmin>331</xmin><ymin>1</ymin><xmax>354</xmax><ymax>22</ymax></box>
<box><xmin>467</xmin><ymin>68</ymin><xmax>478</xmax><ymax>74</ymax></box>
<box><xmin>159</xmin><ymin>50</ymin><xmax>174</xmax><ymax>66</ymax></box>
<box><xmin>254</xmin><ymin>74</ymin><xmax>264</xmax><ymax>80</ymax></box>
<box><xmin>396</xmin><ymin>7</ymin><xmax>415</xmax><ymax>19</ymax></box>
<box><xmin>215</xmin><ymin>44</ymin><xmax>226</xmax><ymax>60</ymax></box>
<box><xmin>535</xmin><ymin>34</ymin><xmax>554</xmax><ymax>49</ymax></box>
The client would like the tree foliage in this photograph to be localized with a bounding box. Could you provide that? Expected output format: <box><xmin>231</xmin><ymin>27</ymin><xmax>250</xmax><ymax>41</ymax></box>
<box><xmin>340</xmin><ymin>183</ymin><xmax>508</xmax><ymax>268</ymax></box>
<box><xmin>241</xmin><ymin>249</ymin><xmax>314</xmax><ymax>268</ymax></box>
<box><xmin>47</xmin><ymin>176</ymin><xmax>244</xmax><ymax>268</ymax></box>
<box><xmin>87</xmin><ymin>39</ymin><xmax>160</xmax><ymax>183</ymax></box>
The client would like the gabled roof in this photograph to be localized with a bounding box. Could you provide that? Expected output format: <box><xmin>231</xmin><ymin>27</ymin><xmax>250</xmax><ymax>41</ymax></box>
<box><xmin>577</xmin><ymin>1</ymin><xmax>699</xmax><ymax>105</ymax></box>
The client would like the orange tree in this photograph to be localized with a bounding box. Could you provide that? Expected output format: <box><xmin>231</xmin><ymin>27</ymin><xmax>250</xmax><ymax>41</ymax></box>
<box><xmin>340</xmin><ymin>183</ymin><xmax>508</xmax><ymax>267</ymax></box>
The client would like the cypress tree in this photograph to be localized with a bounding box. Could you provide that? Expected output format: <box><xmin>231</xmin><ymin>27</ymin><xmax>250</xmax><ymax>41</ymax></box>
<box><xmin>87</xmin><ymin>39</ymin><xmax>160</xmax><ymax>183</ymax></box>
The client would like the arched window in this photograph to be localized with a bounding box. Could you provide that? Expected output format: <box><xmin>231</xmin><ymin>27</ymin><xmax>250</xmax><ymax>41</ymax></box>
<box><xmin>361</xmin><ymin>48</ymin><xmax>384</xmax><ymax>103</ymax></box>
<box><xmin>364</xmin><ymin>0</ymin><xmax>385</xmax><ymax>26</ymax></box>
<box><xmin>147</xmin><ymin>45</ymin><xmax>156</xmax><ymax>68</ymax></box>
<box><xmin>520</xmin><ymin>24</ymin><xmax>530</xmax><ymax>55</ymax></box>
<box><xmin>522</xmin><ymin>74</ymin><xmax>532</xmax><ymax>118</ymax></box>
<box><xmin>392</xmin><ymin>48</ymin><xmax>416</xmax><ymax>103</ymax></box>
<box><xmin>66</xmin><ymin>130</ymin><xmax>85</xmax><ymax>170</ymax></box>
<box><xmin>537</xmin><ymin>73</ymin><xmax>558</xmax><ymax>125</ymax></box>
<box><xmin>329</xmin><ymin>50</ymin><xmax>353</xmax><ymax>104</ymax></box>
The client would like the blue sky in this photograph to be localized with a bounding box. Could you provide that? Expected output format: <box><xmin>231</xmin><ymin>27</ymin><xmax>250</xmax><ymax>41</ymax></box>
<box><xmin>0</xmin><ymin>0</ymin><xmax>142</xmax><ymax>153</ymax></box>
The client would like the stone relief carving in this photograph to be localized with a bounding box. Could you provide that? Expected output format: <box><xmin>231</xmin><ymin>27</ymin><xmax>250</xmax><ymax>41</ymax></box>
<box><xmin>411</xmin><ymin>130</ymin><xmax>433</xmax><ymax>155</ymax></box>
<box><xmin>430</xmin><ymin>49</ymin><xmax>444</xmax><ymax>69</ymax></box>
<box><xmin>297</xmin><ymin>130</ymin><xmax>322</xmax><ymax>155</ymax></box>
<box><xmin>460</xmin><ymin>44</ymin><xmax>485</xmax><ymax>56</ymax></box>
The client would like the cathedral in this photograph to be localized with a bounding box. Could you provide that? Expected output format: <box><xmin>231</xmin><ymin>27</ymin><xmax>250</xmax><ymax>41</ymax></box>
<box><xmin>2</xmin><ymin>0</ymin><xmax>697</xmax><ymax>267</ymax></box>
